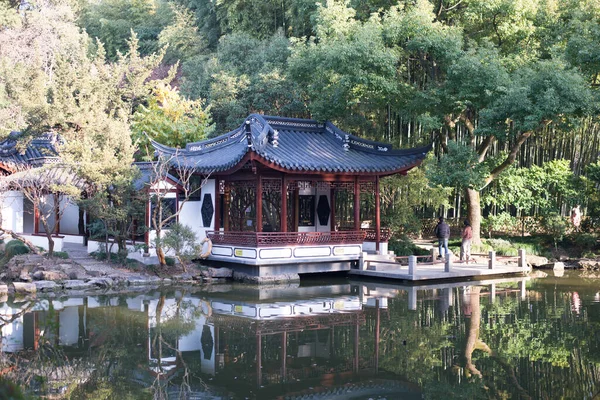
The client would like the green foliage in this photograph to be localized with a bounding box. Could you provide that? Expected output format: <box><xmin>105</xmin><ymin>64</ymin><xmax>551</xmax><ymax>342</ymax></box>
<box><xmin>52</xmin><ymin>251</ymin><xmax>69</xmax><ymax>259</ymax></box>
<box><xmin>158</xmin><ymin>3</ymin><xmax>206</xmax><ymax>63</ymax></box>
<box><xmin>182</xmin><ymin>32</ymin><xmax>306</xmax><ymax>132</ymax></box>
<box><xmin>0</xmin><ymin>239</ymin><xmax>29</xmax><ymax>266</ymax></box>
<box><xmin>381</xmin><ymin>158</ymin><xmax>451</xmax><ymax>235</ymax></box>
<box><xmin>131</xmin><ymin>82</ymin><xmax>214</xmax><ymax>154</ymax></box>
<box><xmin>80</xmin><ymin>0</ymin><xmax>173</xmax><ymax>59</ymax></box>
<box><xmin>477</xmin><ymin>60</ymin><xmax>594</xmax><ymax>139</ymax></box>
<box><xmin>164</xmin><ymin>256</ymin><xmax>176</xmax><ymax>267</ymax></box>
<box><xmin>160</xmin><ymin>222</ymin><xmax>201</xmax><ymax>265</ymax></box>
<box><xmin>388</xmin><ymin>235</ymin><xmax>429</xmax><ymax>256</ymax></box>
<box><xmin>541</xmin><ymin>213</ymin><xmax>568</xmax><ymax>249</ymax></box>
<box><xmin>0</xmin><ymin>376</ymin><xmax>26</xmax><ymax>400</ymax></box>
<box><xmin>426</xmin><ymin>141</ymin><xmax>488</xmax><ymax>191</ymax></box>
<box><xmin>481</xmin><ymin>213</ymin><xmax>519</xmax><ymax>238</ymax></box>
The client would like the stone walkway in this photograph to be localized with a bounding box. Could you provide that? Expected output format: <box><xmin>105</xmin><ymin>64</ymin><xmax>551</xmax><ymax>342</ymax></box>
<box><xmin>62</xmin><ymin>243</ymin><xmax>136</xmax><ymax>278</ymax></box>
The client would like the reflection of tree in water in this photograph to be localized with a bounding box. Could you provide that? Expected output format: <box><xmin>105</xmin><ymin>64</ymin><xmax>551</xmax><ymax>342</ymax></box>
<box><xmin>0</xmin><ymin>293</ymin><xmax>215</xmax><ymax>399</ymax></box>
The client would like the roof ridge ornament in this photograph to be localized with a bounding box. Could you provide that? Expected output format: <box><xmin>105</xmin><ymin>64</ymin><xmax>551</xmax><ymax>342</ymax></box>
<box><xmin>245</xmin><ymin>120</ymin><xmax>252</xmax><ymax>148</ymax></box>
<box><xmin>343</xmin><ymin>134</ymin><xmax>350</xmax><ymax>152</ymax></box>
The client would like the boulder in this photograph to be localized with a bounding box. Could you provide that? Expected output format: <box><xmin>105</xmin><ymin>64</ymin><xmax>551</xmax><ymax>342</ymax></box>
<box><xmin>579</xmin><ymin>259</ymin><xmax>600</xmax><ymax>270</ymax></box>
<box><xmin>126</xmin><ymin>276</ymin><xmax>161</xmax><ymax>286</ymax></box>
<box><xmin>0</xmin><ymin>284</ymin><xmax>8</xmax><ymax>294</ymax></box>
<box><xmin>526</xmin><ymin>255</ymin><xmax>549</xmax><ymax>268</ymax></box>
<box><xmin>87</xmin><ymin>278</ymin><xmax>114</xmax><ymax>288</ymax></box>
<box><xmin>19</xmin><ymin>270</ymin><xmax>32</xmax><ymax>282</ymax></box>
<box><xmin>32</xmin><ymin>270</ymin><xmax>68</xmax><ymax>281</ymax></box>
<box><xmin>64</xmin><ymin>280</ymin><xmax>94</xmax><ymax>290</ymax></box>
<box><xmin>12</xmin><ymin>282</ymin><xmax>36</xmax><ymax>294</ymax></box>
<box><xmin>201</xmin><ymin>267</ymin><xmax>233</xmax><ymax>279</ymax></box>
<box><xmin>34</xmin><ymin>281</ymin><xmax>58</xmax><ymax>292</ymax></box>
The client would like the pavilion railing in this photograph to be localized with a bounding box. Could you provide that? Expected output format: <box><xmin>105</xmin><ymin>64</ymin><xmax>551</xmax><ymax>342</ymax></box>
<box><xmin>362</xmin><ymin>228</ymin><xmax>393</xmax><ymax>242</ymax></box>
<box><xmin>207</xmin><ymin>231</ymin><xmax>367</xmax><ymax>248</ymax></box>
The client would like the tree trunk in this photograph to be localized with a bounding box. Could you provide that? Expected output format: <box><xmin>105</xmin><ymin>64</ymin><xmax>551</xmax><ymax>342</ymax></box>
<box><xmin>465</xmin><ymin>188</ymin><xmax>482</xmax><ymax>245</ymax></box>
<box><xmin>156</xmin><ymin>246</ymin><xmax>166</xmax><ymax>266</ymax></box>
<box><xmin>0</xmin><ymin>229</ymin><xmax>42</xmax><ymax>254</ymax></box>
<box><xmin>47</xmin><ymin>234</ymin><xmax>54</xmax><ymax>256</ymax></box>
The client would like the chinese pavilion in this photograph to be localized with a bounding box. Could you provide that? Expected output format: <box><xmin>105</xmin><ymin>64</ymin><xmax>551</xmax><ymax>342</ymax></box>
<box><xmin>153</xmin><ymin>114</ymin><xmax>430</xmax><ymax>281</ymax></box>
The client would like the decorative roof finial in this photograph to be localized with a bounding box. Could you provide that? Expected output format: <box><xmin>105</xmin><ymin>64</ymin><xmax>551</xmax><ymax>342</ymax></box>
<box><xmin>245</xmin><ymin>120</ymin><xmax>252</xmax><ymax>148</ymax></box>
<box><xmin>272</xmin><ymin>129</ymin><xmax>279</xmax><ymax>148</ymax></box>
<box><xmin>343</xmin><ymin>134</ymin><xmax>350</xmax><ymax>152</ymax></box>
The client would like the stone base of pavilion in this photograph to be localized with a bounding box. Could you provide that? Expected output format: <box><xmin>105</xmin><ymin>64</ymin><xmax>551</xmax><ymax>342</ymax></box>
<box><xmin>350</xmin><ymin>255</ymin><xmax>531</xmax><ymax>283</ymax></box>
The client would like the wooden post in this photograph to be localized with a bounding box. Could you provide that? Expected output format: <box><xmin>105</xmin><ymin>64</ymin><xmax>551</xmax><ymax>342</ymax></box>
<box><xmin>408</xmin><ymin>255</ymin><xmax>417</xmax><ymax>278</ymax></box>
<box><xmin>518</xmin><ymin>249</ymin><xmax>526</xmax><ymax>268</ymax></box>
<box><xmin>445</xmin><ymin>256</ymin><xmax>452</xmax><ymax>272</ymax></box>
<box><xmin>214</xmin><ymin>177</ymin><xmax>220</xmax><ymax>231</ymax></box>
<box><xmin>256</xmin><ymin>176</ymin><xmax>263</xmax><ymax>232</ymax></box>
<box><xmin>490</xmin><ymin>283</ymin><xmax>496</xmax><ymax>303</ymax></box>
<box><xmin>353</xmin><ymin>177</ymin><xmax>360</xmax><ymax>231</ymax></box>
<box><xmin>33</xmin><ymin>203</ymin><xmax>39</xmax><ymax>234</ymax></box>
<box><xmin>54</xmin><ymin>194</ymin><xmax>60</xmax><ymax>235</ymax></box>
<box><xmin>281</xmin><ymin>176</ymin><xmax>287</xmax><ymax>232</ymax></box>
<box><xmin>375</xmin><ymin>298</ymin><xmax>380</xmax><ymax>373</ymax></box>
<box><xmin>408</xmin><ymin>287</ymin><xmax>417</xmax><ymax>310</ymax></box>
<box><xmin>223</xmin><ymin>185</ymin><xmax>230</xmax><ymax>231</ymax></box>
<box><xmin>256</xmin><ymin>332</ymin><xmax>262</xmax><ymax>387</ymax></box>
<box><xmin>488</xmin><ymin>250</ymin><xmax>496</xmax><ymax>270</ymax></box>
<box><xmin>293</xmin><ymin>188</ymin><xmax>299</xmax><ymax>232</ymax></box>
<box><xmin>375</xmin><ymin>176</ymin><xmax>380</xmax><ymax>253</ymax></box>
<box><xmin>281</xmin><ymin>331</ymin><xmax>287</xmax><ymax>382</ymax></box>
<box><xmin>353</xmin><ymin>320</ymin><xmax>359</xmax><ymax>373</ymax></box>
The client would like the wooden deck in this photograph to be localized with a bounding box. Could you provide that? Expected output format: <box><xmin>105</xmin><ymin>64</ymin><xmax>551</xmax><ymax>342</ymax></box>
<box><xmin>351</xmin><ymin>252</ymin><xmax>530</xmax><ymax>282</ymax></box>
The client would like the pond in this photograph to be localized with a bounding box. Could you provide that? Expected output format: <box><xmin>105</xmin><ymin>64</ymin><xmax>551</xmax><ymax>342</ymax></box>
<box><xmin>1</xmin><ymin>271</ymin><xmax>599</xmax><ymax>399</ymax></box>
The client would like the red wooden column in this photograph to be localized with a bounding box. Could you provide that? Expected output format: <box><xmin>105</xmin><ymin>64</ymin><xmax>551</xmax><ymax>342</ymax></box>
<box><xmin>281</xmin><ymin>175</ymin><xmax>287</xmax><ymax>232</ymax></box>
<box><xmin>33</xmin><ymin>204</ymin><xmax>39</xmax><ymax>234</ymax></box>
<box><xmin>54</xmin><ymin>194</ymin><xmax>60</xmax><ymax>235</ymax></box>
<box><xmin>375</xmin><ymin>176</ymin><xmax>381</xmax><ymax>252</ymax></box>
<box><xmin>256</xmin><ymin>176</ymin><xmax>263</xmax><ymax>232</ymax></box>
<box><xmin>214</xmin><ymin>177</ymin><xmax>220</xmax><ymax>231</ymax></box>
<box><xmin>353</xmin><ymin>176</ymin><xmax>360</xmax><ymax>231</ymax></box>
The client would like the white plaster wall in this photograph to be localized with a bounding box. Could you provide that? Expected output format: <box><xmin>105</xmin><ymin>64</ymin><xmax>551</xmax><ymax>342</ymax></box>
<box><xmin>362</xmin><ymin>241</ymin><xmax>389</xmax><ymax>255</ymax></box>
<box><xmin>21</xmin><ymin>234</ymin><xmax>63</xmax><ymax>252</ymax></box>
<box><xmin>23</xmin><ymin>197</ymin><xmax>34</xmax><ymax>233</ymax></box>
<box><xmin>0</xmin><ymin>304</ymin><xmax>24</xmax><ymax>352</ymax></box>
<box><xmin>59</xmin><ymin>307</ymin><xmax>80</xmax><ymax>346</ymax></box>
<box><xmin>59</xmin><ymin>197</ymin><xmax>79</xmax><ymax>235</ymax></box>
<box><xmin>38</xmin><ymin>194</ymin><xmax>55</xmax><ymax>234</ymax></box>
<box><xmin>1</xmin><ymin>191</ymin><xmax>23</xmax><ymax>233</ymax></box>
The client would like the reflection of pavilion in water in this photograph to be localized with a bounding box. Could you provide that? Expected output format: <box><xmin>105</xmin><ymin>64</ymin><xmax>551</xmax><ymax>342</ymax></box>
<box><xmin>0</xmin><ymin>276</ymin><xmax>532</xmax><ymax>395</ymax></box>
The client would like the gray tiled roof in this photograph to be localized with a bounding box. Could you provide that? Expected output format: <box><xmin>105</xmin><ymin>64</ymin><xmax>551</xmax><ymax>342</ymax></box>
<box><xmin>152</xmin><ymin>114</ymin><xmax>432</xmax><ymax>175</ymax></box>
<box><xmin>132</xmin><ymin>162</ymin><xmax>182</xmax><ymax>190</ymax></box>
<box><xmin>0</xmin><ymin>132</ymin><xmax>60</xmax><ymax>171</ymax></box>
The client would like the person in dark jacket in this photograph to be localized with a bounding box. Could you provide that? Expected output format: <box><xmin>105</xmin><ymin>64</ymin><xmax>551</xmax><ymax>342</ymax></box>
<box><xmin>434</xmin><ymin>216</ymin><xmax>450</xmax><ymax>259</ymax></box>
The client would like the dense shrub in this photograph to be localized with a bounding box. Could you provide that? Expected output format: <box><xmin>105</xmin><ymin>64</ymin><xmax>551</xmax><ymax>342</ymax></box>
<box><xmin>389</xmin><ymin>236</ymin><xmax>430</xmax><ymax>256</ymax></box>
<box><xmin>0</xmin><ymin>240</ymin><xmax>30</xmax><ymax>266</ymax></box>
<box><xmin>165</xmin><ymin>256</ymin><xmax>176</xmax><ymax>267</ymax></box>
<box><xmin>52</xmin><ymin>251</ymin><xmax>69</xmax><ymax>259</ymax></box>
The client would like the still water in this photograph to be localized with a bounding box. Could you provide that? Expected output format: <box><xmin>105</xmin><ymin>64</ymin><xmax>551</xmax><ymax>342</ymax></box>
<box><xmin>1</xmin><ymin>271</ymin><xmax>599</xmax><ymax>399</ymax></box>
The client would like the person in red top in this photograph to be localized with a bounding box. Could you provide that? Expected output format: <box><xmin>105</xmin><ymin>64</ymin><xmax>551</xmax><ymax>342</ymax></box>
<box><xmin>461</xmin><ymin>220</ymin><xmax>473</xmax><ymax>263</ymax></box>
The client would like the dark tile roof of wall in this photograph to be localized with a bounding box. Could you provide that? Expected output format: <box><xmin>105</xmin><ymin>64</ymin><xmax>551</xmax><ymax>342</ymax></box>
<box><xmin>0</xmin><ymin>132</ymin><xmax>60</xmax><ymax>171</ymax></box>
<box><xmin>152</xmin><ymin>114</ymin><xmax>431</xmax><ymax>176</ymax></box>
